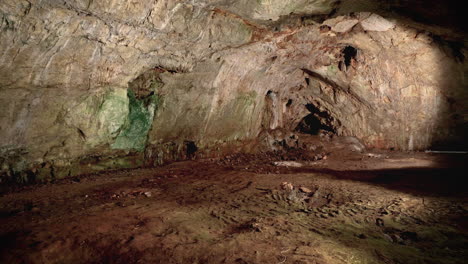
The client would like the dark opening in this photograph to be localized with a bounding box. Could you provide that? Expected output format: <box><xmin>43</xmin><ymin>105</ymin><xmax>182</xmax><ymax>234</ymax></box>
<box><xmin>342</xmin><ymin>46</ymin><xmax>358</xmax><ymax>68</ymax></box>
<box><xmin>305</xmin><ymin>77</ymin><xmax>310</xmax><ymax>86</ymax></box>
<box><xmin>77</xmin><ymin>128</ymin><xmax>86</xmax><ymax>140</ymax></box>
<box><xmin>295</xmin><ymin>104</ymin><xmax>335</xmax><ymax>135</ymax></box>
<box><xmin>286</xmin><ymin>99</ymin><xmax>293</xmax><ymax>107</ymax></box>
<box><xmin>185</xmin><ymin>141</ymin><xmax>198</xmax><ymax>158</ymax></box>
<box><xmin>319</xmin><ymin>25</ymin><xmax>331</xmax><ymax>33</ymax></box>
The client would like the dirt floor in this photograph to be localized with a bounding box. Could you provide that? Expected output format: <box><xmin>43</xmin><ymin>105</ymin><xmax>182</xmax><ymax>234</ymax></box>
<box><xmin>1</xmin><ymin>136</ymin><xmax>467</xmax><ymax>264</ymax></box>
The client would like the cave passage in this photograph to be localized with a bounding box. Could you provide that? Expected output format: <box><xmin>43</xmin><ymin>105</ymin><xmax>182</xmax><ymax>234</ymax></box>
<box><xmin>296</xmin><ymin>103</ymin><xmax>336</xmax><ymax>135</ymax></box>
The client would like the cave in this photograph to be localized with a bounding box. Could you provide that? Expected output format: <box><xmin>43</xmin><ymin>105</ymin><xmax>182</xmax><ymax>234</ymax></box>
<box><xmin>0</xmin><ymin>1</ymin><xmax>467</xmax><ymax>263</ymax></box>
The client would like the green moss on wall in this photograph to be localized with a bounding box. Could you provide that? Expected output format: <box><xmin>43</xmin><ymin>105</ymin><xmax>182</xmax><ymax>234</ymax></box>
<box><xmin>112</xmin><ymin>90</ymin><xmax>160</xmax><ymax>151</ymax></box>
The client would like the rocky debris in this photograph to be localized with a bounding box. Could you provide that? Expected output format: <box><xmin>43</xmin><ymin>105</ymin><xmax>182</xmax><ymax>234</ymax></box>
<box><xmin>333</xmin><ymin>136</ymin><xmax>366</xmax><ymax>152</ymax></box>
<box><xmin>280</xmin><ymin>182</ymin><xmax>294</xmax><ymax>191</ymax></box>
<box><xmin>299</xmin><ymin>187</ymin><xmax>313</xmax><ymax>193</ymax></box>
<box><xmin>110</xmin><ymin>189</ymin><xmax>154</xmax><ymax>199</ymax></box>
<box><xmin>274</xmin><ymin>161</ymin><xmax>303</xmax><ymax>167</ymax></box>
<box><xmin>367</xmin><ymin>153</ymin><xmax>384</xmax><ymax>158</ymax></box>
<box><xmin>277</xmin><ymin>182</ymin><xmax>310</xmax><ymax>203</ymax></box>
<box><xmin>214</xmin><ymin>145</ymin><xmax>328</xmax><ymax>174</ymax></box>
<box><xmin>243</xmin><ymin>218</ymin><xmax>263</xmax><ymax>232</ymax></box>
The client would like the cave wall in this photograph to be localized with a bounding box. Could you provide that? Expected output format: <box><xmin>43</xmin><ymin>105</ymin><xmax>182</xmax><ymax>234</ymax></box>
<box><xmin>1</xmin><ymin>0</ymin><xmax>467</xmax><ymax>183</ymax></box>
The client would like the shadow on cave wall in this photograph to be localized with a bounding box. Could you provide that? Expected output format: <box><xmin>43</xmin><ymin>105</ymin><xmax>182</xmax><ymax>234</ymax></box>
<box><xmin>427</xmin><ymin>39</ymin><xmax>467</xmax><ymax>151</ymax></box>
<box><xmin>335</xmin><ymin>0</ymin><xmax>467</xmax><ymax>33</ymax></box>
<box><xmin>295</xmin><ymin>104</ymin><xmax>336</xmax><ymax>135</ymax></box>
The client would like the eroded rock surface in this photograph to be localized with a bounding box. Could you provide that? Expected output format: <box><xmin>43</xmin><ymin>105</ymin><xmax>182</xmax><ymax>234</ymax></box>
<box><xmin>1</xmin><ymin>0</ymin><xmax>467</xmax><ymax>182</ymax></box>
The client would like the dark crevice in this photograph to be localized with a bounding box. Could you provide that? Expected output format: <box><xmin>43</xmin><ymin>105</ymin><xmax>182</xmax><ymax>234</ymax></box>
<box><xmin>296</xmin><ymin>104</ymin><xmax>336</xmax><ymax>135</ymax></box>
<box><xmin>432</xmin><ymin>35</ymin><xmax>465</xmax><ymax>62</ymax></box>
<box><xmin>185</xmin><ymin>141</ymin><xmax>198</xmax><ymax>158</ymax></box>
<box><xmin>77</xmin><ymin>128</ymin><xmax>86</xmax><ymax>141</ymax></box>
<box><xmin>342</xmin><ymin>45</ymin><xmax>358</xmax><ymax>69</ymax></box>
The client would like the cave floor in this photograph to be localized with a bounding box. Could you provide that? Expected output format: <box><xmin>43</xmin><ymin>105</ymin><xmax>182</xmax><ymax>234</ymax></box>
<box><xmin>1</xmin><ymin>150</ymin><xmax>467</xmax><ymax>264</ymax></box>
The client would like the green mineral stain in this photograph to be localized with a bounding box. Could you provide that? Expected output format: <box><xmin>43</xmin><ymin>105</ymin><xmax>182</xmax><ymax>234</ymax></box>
<box><xmin>236</xmin><ymin>91</ymin><xmax>257</xmax><ymax>106</ymax></box>
<box><xmin>328</xmin><ymin>65</ymin><xmax>338</xmax><ymax>74</ymax></box>
<box><xmin>112</xmin><ymin>90</ymin><xmax>160</xmax><ymax>151</ymax></box>
<box><xmin>98</xmin><ymin>89</ymin><xmax>129</xmax><ymax>137</ymax></box>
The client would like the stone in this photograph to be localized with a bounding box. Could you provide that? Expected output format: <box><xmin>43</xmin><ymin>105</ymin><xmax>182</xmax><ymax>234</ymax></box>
<box><xmin>281</xmin><ymin>182</ymin><xmax>294</xmax><ymax>191</ymax></box>
<box><xmin>299</xmin><ymin>187</ymin><xmax>313</xmax><ymax>193</ymax></box>
<box><xmin>383</xmin><ymin>233</ymin><xmax>394</xmax><ymax>243</ymax></box>
<box><xmin>274</xmin><ymin>161</ymin><xmax>303</xmax><ymax>167</ymax></box>
<box><xmin>360</xmin><ymin>14</ymin><xmax>395</xmax><ymax>31</ymax></box>
<box><xmin>392</xmin><ymin>234</ymin><xmax>404</xmax><ymax>244</ymax></box>
<box><xmin>332</xmin><ymin>19</ymin><xmax>359</xmax><ymax>33</ymax></box>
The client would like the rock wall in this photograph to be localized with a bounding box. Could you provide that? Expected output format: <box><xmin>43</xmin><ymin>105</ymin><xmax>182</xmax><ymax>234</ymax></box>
<box><xmin>1</xmin><ymin>0</ymin><xmax>467</xmax><ymax>183</ymax></box>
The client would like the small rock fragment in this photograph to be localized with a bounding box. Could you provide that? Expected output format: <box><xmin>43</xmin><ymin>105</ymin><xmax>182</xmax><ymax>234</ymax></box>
<box><xmin>392</xmin><ymin>234</ymin><xmax>404</xmax><ymax>244</ymax></box>
<box><xmin>376</xmin><ymin>218</ymin><xmax>385</xmax><ymax>227</ymax></box>
<box><xmin>360</xmin><ymin>14</ymin><xmax>395</xmax><ymax>32</ymax></box>
<box><xmin>274</xmin><ymin>161</ymin><xmax>303</xmax><ymax>167</ymax></box>
<box><xmin>299</xmin><ymin>187</ymin><xmax>312</xmax><ymax>193</ymax></box>
<box><xmin>281</xmin><ymin>182</ymin><xmax>294</xmax><ymax>191</ymax></box>
<box><xmin>144</xmin><ymin>191</ymin><xmax>152</xmax><ymax>198</ymax></box>
<box><xmin>332</xmin><ymin>19</ymin><xmax>359</xmax><ymax>33</ymax></box>
<box><xmin>383</xmin><ymin>233</ymin><xmax>394</xmax><ymax>243</ymax></box>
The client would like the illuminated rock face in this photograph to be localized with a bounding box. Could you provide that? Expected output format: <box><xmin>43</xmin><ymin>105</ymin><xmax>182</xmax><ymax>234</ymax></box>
<box><xmin>0</xmin><ymin>0</ymin><xmax>466</xmax><ymax>182</ymax></box>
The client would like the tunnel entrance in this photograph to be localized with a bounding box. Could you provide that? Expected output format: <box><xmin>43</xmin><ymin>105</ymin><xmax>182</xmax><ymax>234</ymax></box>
<box><xmin>295</xmin><ymin>103</ymin><xmax>335</xmax><ymax>135</ymax></box>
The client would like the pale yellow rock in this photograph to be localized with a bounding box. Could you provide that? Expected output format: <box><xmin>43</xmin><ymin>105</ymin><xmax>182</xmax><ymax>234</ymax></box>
<box><xmin>360</xmin><ymin>14</ymin><xmax>395</xmax><ymax>31</ymax></box>
<box><xmin>332</xmin><ymin>19</ymin><xmax>359</xmax><ymax>33</ymax></box>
